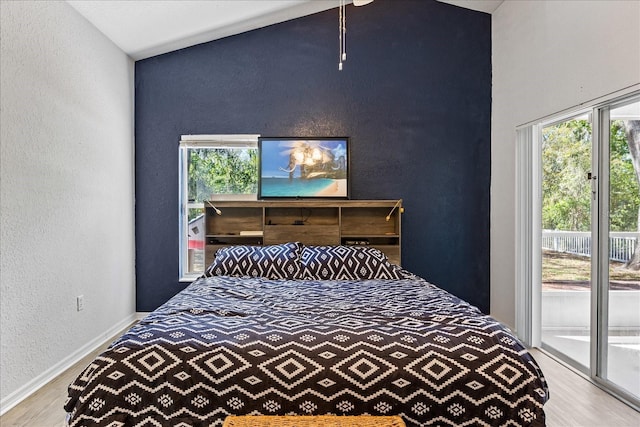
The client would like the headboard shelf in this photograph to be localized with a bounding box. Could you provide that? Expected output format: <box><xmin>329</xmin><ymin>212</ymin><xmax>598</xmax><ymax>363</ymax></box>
<box><xmin>204</xmin><ymin>199</ymin><xmax>403</xmax><ymax>266</ymax></box>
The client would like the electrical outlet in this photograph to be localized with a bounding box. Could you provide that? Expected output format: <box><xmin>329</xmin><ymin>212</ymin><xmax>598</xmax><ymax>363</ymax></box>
<box><xmin>77</xmin><ymin>295</ymin><xmax>84</xmax><ymax>312</ymax></box>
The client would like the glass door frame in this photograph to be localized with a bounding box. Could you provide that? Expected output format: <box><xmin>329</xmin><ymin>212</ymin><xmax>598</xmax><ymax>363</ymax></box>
<box><xmin>537</xmin><ymin>108</ymin><xmax>593</xmax><ymax>373</ymax></box>
<box><xmin>592</xmin><ymin>98</ymin><xmax>639</xmax><ymax>408</ymax></box>
<box><xmin>592</xmin><ymin>105</ymin><xmax>609</xmax><ymax>386</ymax></box>
<box><xmin>516</xmin><ymin>89</ymin><xmax>640</xmax><ymax>410</ymax></box>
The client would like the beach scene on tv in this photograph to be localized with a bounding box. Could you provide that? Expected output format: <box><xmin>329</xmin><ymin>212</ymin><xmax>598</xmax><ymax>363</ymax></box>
<box><xmin>260</xmin><ymin>138</ymin><xmax>348</xmax><ymax>198</ymax></box>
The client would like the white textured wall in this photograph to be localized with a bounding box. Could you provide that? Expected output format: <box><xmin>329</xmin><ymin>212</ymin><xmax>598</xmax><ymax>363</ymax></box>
<box><xmin>0</xmin><ymin>0</ymin><xmax>135</xmax><ymax>410</ymax></box>
<box><xmin>491</xmin><ymin>0</ymin><xmax>640</xmax><ymax>328</ymax></box>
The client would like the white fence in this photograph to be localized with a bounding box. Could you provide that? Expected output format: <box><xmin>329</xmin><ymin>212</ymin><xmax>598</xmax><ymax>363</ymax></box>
<box><xmin>542</xmin><ymin>230</ymin><xmax>639</xmax><ymax>262</ymax></box>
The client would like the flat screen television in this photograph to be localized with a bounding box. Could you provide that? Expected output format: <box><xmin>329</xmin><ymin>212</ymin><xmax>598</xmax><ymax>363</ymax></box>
<box><xmin>258</xmin><ymin>137</ymin><xmax>349</xmax><ymax>199</ymax></box>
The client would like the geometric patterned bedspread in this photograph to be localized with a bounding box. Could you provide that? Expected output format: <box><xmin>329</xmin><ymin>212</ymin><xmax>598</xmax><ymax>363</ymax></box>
<box><xmin>65</xmin><ymin>275</ymin><xmax>549</xmax><ymax>426</ymax></box>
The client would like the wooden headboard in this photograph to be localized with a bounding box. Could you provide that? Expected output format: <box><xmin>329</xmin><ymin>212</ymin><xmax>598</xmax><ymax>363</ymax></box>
<box><xmin>203</xmin><ymin>199</ymin><xmax>403</xmax><ymax>266</ymax></box>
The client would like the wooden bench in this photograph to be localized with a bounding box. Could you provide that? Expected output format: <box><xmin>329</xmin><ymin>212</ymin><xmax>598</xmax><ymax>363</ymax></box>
<box><xmin>222</xmin><ymin>415</ymin><xmax>406</xmax><ymax>427</ymax></box>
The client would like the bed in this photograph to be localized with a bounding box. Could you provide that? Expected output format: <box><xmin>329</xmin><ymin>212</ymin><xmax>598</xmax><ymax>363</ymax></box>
<box><xmin>65</xmin><ymin>243</ymin><xmax>548</xmax><ymax>426</ymax></box>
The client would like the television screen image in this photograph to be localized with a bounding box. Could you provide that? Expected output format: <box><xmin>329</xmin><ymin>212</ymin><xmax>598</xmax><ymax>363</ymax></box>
<box><xmin>259</xmin><ymin>137</ymin><xmax>349</xmax><ymax>198</ymax></box>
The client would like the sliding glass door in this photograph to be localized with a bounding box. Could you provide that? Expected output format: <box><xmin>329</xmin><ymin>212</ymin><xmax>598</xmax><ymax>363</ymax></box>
<box><xmin>600</xmin><ymin>100</ymin><xmax>640</xmax><ymax>400</ymax></box>
<box><xmin>540</xmin><ymin>114</ymin><xmax>592</xmax><ymax>370</ymax></box>
<box><xmin>535</xmin><ymin>94</ymin><xmax>640</xmax><ymax>407</ymax></box>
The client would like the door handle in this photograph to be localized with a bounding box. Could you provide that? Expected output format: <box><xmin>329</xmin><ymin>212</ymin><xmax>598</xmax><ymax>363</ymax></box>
<box><xmin>587</xmin><ymin>173</ymin><xmax>597</xmax><ymax>199</ymax></box>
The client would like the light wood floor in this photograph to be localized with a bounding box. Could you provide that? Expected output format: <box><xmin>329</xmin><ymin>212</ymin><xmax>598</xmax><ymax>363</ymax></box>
<box><xmin>1</xmin><ymin>340</ymin><xmax>638</xmax><ymax>426</ymax></box>
<box><xmin>0</xmin><ymin>326</ymin><xmax>131</xmax><ymax>427</ymax></box>
<box><xmin>528</xmin><ymin>348</ymin><xmax>639</xmax><ymax>426</ymax></box>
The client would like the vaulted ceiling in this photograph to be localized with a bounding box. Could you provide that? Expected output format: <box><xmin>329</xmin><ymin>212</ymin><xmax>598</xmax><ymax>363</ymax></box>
<box><xmin>66</xmin><ymin>0</ymin><xmax>503</xmax><ymax>60</ymax></box>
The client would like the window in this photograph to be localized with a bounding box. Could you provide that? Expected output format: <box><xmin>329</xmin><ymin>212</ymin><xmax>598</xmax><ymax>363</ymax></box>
<box><xmin>179</xmin><ymin>135</ymin><xmax>259</xmax><ymax>279</ymax></box>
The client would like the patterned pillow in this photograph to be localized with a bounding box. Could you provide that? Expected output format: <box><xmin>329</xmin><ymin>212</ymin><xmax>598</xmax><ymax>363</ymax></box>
<box><xmin>204</xmin><ymin>242</ymin><xmax>302</xmax><ymax>279</ymax></box>
<box><xmin>300</xmin><ymin>245</ymin><xmax>407</xmax><ymax>280</ymax></box>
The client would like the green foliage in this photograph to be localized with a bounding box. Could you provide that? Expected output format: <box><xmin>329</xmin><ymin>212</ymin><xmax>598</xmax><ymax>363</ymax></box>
<box><xmin>610</xmin><ymin>120</ymin><xmax>640</xmax><ymax>231</ymax></box>
<box><xmin>187</xmin><ymin>148</ymin><xmax>258</xmax><ymax>202</ymax></box>
<box><xmin>542</xmin><ymin>118</ymin><xmax>639</xmax><ymax>232</ymax></box>
<box><xmin>187</xmin><ymin>208</ymin><xmax>203</xmax><ymax>222</ymax></box>
<box><xmin>542</xmin><ymin>119</ymin><xmax>592</xmax><ymax>231</ymax></box>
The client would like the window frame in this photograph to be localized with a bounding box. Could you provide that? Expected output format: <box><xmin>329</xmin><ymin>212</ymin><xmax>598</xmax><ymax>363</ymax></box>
<box><xmin>178</xmin><ymin>134</ymin><xmax>259</xmax><ymax>281</ymax></box>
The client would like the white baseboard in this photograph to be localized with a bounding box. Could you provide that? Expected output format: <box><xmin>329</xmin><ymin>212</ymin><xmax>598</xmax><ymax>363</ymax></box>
<box><xmin>0</xmin><ymin>313</ymin><xmax>139</xmax><ymax>416</ymax></box>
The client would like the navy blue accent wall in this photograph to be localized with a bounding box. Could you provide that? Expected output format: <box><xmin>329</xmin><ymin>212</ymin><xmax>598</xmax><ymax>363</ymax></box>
<box><xmin>135</xmin><ymin>0</ymin><xmax>491</xmax><ymax>312</ymax></box>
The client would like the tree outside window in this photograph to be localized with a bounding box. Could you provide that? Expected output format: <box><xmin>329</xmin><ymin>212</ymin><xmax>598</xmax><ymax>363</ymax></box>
<box><xmin>179</xmin><ymin>136</ymin><xmax>259</xmax><ymax>278</ymax></box>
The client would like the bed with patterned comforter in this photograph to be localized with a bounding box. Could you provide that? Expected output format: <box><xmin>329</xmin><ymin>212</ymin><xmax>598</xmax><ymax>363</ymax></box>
<box><xmin>65</xmin><ymin>244</ymin><xmax>548</xmax><ymax>426</ymax></box>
